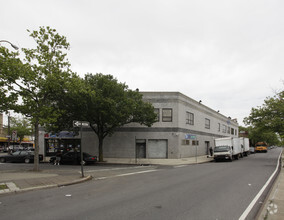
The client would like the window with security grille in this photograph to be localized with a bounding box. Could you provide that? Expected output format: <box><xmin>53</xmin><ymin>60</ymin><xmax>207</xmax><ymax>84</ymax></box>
<box><xmin>154</xmin><ymin>108</ymin><xmax>160</xmax><ymax>122</ymax></box>
<box><xmin>162</xmin><ymin>108</ymin><xmax>172</xmax><ymax>122</ymax></box>
<box><xmin>186</xmin><ymin>112</ymin><xmax>194</xmax><ymax>125</ymax></box>
<box><xmin>192</xmin><ymin>140</ymin><xmax>199</xmax><ymax>145</ymax></box>
<box><xmin>182</xmin><ymin>140</ymin><xmax>190</xmax><ymax>145</ymax></box>
<box><xmin>205</xmin><ymin>118</ymin><xmax>210</xmax><ymax>129</ymax></box>
<box><xmin>222</xmin><ymin>125</ymin><xmax>227</xmax><ymax>133</ymax></box>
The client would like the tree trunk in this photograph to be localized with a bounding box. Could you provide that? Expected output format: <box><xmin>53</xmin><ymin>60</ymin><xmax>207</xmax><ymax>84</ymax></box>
<box><xmin>98</xmin><ymin>136</ymin><xmax>104</xmax><ymax>162</ymax></box>
<box><xmin>33</xmin><ymin>121</ymin><xmax>39</xmax><ymax>171</ymax></box>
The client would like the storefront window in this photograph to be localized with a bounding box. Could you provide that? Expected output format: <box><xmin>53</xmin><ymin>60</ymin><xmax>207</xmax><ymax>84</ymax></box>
<box><xmin>45</xmin><ymin>138</ymin><xmax>81</xmax><ymax>156</ymax></box>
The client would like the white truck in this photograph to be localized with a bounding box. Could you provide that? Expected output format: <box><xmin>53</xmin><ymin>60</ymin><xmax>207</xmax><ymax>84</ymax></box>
<box><xmin>214</xmin><ymin>137</ymin><xmax>242</xmax><ymax>162</ymax></box>
<box><xmin>239</xmin><ymin>137</ymin><xmax>250</xmax><ymax>156</ymax></box>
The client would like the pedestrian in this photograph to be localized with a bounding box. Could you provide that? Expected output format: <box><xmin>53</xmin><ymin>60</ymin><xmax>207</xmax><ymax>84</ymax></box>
<box><xmin>209</xmin><ymin>147</ymin><xmax>213</xmax><ymax>157</ymax></box>
<box><xmin>55</xmin><ymin>150</ymin><xmax>62</xmax><ymax>165</ymax></box>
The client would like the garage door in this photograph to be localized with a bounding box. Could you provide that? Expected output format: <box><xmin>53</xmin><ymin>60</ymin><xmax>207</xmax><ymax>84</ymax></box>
<box><xmin>148</xmin><ymin>139</ymin><xmax>168</xmax><ymax>158</ymax></box>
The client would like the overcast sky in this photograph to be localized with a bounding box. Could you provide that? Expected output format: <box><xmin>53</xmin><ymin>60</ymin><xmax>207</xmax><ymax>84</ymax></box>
<box><xmin>1</xmin><ymin>0</ymin><xmax>283</xmax><ymax>126</ymax></box>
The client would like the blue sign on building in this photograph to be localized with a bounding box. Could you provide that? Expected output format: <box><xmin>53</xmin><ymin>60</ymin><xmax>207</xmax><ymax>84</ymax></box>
<box><xmin>185</xmin><ymin>134</ymin><xmax>197</xmax><ymax>140</ymax></box>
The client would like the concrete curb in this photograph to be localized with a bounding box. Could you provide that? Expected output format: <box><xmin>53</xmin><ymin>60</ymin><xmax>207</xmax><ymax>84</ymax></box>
<box><xmin>57</xmin><ymin>175</ymin><xmax>93</xmax><ymax>187</ymax></box>
<box><xmin>99</xmin><ymin>157</ymin><xmax>214</xmax><ymax>166</ymax></box>
<box><xmin>0</xmin><ymin>175</ymin><xmax>93</xmax><ymax>195</ymax></box>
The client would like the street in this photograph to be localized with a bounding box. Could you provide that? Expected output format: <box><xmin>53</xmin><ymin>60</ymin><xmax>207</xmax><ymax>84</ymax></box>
<box><xmin>0</xmin><ymin>148</ymin><xmax>281</xmax><ymax>220</ymax></box>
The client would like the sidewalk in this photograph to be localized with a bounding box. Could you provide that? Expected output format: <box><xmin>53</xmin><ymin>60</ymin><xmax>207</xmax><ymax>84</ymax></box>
<box><xmin>0</xmin><ymin>155</ymin><xmax>213</xmax><ymax>195</ymax></box>
<box><xmin>258</xmin><ymin>154</ymin><xmax>284</xmax><ymax>220</ymax></box>
<box><xmin>0</xmin><ymin>169</ymin><xmax>92</xmax><ymax>195</ymax></box>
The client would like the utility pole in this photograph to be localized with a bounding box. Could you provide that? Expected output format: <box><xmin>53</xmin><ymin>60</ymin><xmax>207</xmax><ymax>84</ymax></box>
<box><xmin>80</xmin><ymin>122</ymin><xmax>84</xmax><ymax>178</ymax></box>
<box><xmin>73</xmin><ymin>120</ymin><xmax>90</xmax><ymax>178</ymax></box>
<box><xmin>7</xmin><ymin>114</ymin><xmax>11</xmax><ymax>150</ymax></box>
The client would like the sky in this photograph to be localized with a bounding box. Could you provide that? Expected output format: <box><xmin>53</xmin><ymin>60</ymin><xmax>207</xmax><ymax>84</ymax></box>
<box><xmin>1</xmin><ymin>0</ymin><xmax>283</xmax><ymax>126</ymax></box>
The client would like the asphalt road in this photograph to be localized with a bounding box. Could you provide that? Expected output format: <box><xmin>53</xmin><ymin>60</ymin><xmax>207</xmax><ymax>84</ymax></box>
<box><xmin>0</xmin><ymin>148</ymin><xmax>281</xmax><ymax>220</ymax></box>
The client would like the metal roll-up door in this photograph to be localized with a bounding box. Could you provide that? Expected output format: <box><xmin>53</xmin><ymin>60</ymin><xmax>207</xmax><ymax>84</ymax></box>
<box><xmin>148</xmin><ymin>139</ymin><xmax>168</xmax><ymax>158</ymax></box>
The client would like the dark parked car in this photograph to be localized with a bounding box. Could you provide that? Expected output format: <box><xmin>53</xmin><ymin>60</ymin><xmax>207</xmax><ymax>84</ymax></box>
<box><xmin>49</xmin><ymin>152</ymin><xmax>97</xmax><ymax>165</ymax></box>
<box><xmin>0</xmin><ymin>151</ymin><xmax>43</xmax><ymax>163</ymax></box>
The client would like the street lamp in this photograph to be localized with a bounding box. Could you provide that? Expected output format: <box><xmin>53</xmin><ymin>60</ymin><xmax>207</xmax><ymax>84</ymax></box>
<box><xmin>0</xmin><ymin>40</ymin><xmax>19</xmax><ymax>50</ymax></box>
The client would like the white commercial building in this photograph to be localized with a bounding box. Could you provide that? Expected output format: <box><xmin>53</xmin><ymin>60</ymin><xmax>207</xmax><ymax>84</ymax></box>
<box><xmin>80</xmin><ymin>92</ymin><xmax>239</xmax><ymax>159</ymax></box>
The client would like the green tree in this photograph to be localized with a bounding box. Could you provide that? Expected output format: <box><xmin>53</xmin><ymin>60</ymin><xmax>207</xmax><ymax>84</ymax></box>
<box><xmin>0</xmin><ymin>26</ymin><xmax>72</xmax><ymax>171</ymax></box>
<box><xmin>10</xmin><ymin>116</ymin><xmax>32</xmax><ymax>143</ymax></box>
<box><xmin>55</xmin><ymin>73</ymin><xmax>157</xmax><ymax>162</ymax></box>
<box><xmin>240</xmin><ymin>126</ymin><xmax>280</xmax><ymax>146</ymax></box>
<box><xmin>244</xmin><ymin>90</ymin><xmax>284</xmax><ymax>143</ymax></box>
<box><xmin>44</xmin><ymin>73</ymin><xmax>91</xmax><ymax>133</ymax></box>
<box><xmin>248</xmin><ymin>127</ymin><xmax>280</xmax><ymax>146</ymax></box>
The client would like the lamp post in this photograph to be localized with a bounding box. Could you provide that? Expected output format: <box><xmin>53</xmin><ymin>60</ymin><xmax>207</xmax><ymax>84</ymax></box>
<box><xmin>0</xmin><ymin>40</ymin><xmax>19</xmax><ymax>50</ymax></box>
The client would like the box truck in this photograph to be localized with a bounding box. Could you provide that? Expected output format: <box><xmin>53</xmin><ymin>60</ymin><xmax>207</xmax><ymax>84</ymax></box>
<box><xmin>239</xmin><ymin>137</ymin><xmax>250</xmax><ymax>156</ymax></box>
<box><xmin>214</xmin><ymin>137</ymin><xmax>242</xmax><ymax>161</ymax></box>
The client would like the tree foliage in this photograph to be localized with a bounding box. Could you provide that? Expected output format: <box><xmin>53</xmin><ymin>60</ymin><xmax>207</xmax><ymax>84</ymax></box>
<box><xmin>1</xmin><ymin>27</ymin><xmax>157</xmax><ymax>164</ymax></box>
<box><xmin>244</xmin><ymin>89</ymin><xmax>284</xmax><ymax>144</ymax></box>
<box><xmin>10</xmin><ymin>117</ymin><xmax>32</xmax><ymax>143</ymax></box>
<box><xmin>55</xmin><ymin>73</ymin><xmax>157</xmax><ymax>162</ymax></box>
<box><xmin>0</xmin><ymin>26</ymin><xmax>72</xmax><ymax>170</ymax></box>
<box><xmin>248</xmin><ymin>127</ymin><xmax>280</xmax><ymax>146</ymax></box>
<box><xmin>239</xmin><ymin>126</ymin><xmax>280</xmax><ymax>146</ymax></box>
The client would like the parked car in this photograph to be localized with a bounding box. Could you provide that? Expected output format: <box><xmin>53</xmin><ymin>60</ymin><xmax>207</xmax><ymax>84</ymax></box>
<box><xmin>0</xmin><ymin>151</ymin><xmax>43</xmax><ymax>163</ymax></box>
<box><xmin>49</xmin><ymin>152</ymin><xmax>97</xmax><ymax>165</ymax></box>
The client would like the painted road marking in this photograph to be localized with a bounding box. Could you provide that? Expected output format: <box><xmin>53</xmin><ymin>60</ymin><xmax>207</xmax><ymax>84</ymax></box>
<box><xmin>84</xmin><ymin>166</ymin><xmax>151</xmax><ymax>173</ymax></box>
<box><xmin>174</xmin><ymin>165</ymin><xmax>188</xmax><ymax>168</ymax></box>
<box><xmin>94</xmin><ymin>170</ymin><xmax>157</xmax><ymax>180</ymax></box>
<box><xmin>115</xmin><ymin>170</ymin><xmax>157</xmax><ymax>177</ymax></box>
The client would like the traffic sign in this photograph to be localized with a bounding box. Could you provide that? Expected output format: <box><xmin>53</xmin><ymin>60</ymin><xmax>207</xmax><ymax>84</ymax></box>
<box><xmin>73</xmin><ymin>120</ymin><xmax>90</xmax><ymax>128</ymax></box>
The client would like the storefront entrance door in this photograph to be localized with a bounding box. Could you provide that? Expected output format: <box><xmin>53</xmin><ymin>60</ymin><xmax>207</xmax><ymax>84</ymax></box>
<box><xmin>136</xmin><ymin>139</ymin><xmax>146</xmax><ymax>158</ymax></box>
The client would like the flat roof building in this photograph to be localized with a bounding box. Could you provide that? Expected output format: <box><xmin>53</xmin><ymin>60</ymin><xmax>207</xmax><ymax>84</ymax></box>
<box><xmin>80</xmin><ymin>92</ymin><xmax>239</xmax><ymax>159</ymax></box>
